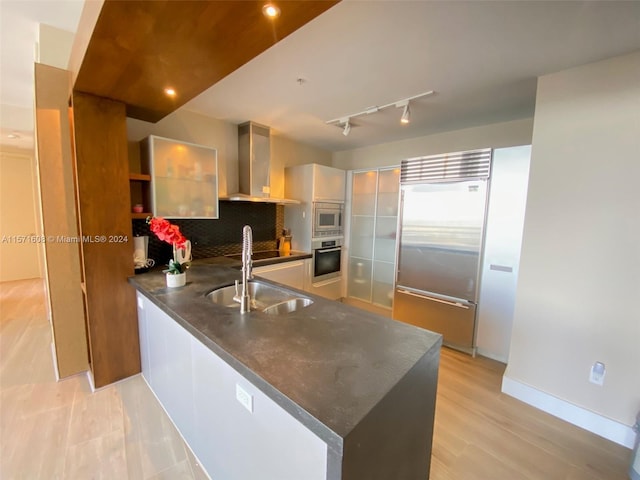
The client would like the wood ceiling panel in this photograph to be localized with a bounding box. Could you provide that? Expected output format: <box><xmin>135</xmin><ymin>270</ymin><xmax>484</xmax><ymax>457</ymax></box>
<box><xmin>74</xmin><ymin>0</ymin><xmax>338</xmax><ymax>123</ymax></box>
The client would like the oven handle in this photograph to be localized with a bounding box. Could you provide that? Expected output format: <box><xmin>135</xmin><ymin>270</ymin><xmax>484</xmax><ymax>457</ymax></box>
<box><xmin>316</xmin><ymin>247</ymin><xmax>341</xmax><ymax>253</ymax></box>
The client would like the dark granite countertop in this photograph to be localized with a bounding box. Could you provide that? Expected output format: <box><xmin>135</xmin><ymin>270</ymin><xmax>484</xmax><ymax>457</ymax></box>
<box><xmin>197</xmin><ymin>249</ymin><xmax>312</xmax><ymax>269</ymax></box>
<box><xmin>128</xmin><ymin>260</ymin><xmax>442</xmax><ymax>452</ymax></box>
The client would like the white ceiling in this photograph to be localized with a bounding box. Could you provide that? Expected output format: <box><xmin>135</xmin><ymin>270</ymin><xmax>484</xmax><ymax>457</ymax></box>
<box><xmin>183</xmin><ymin>0</ymin><xmax>640</xmax><ymax>151</ymax></box>
<box><xmin>1</xmin><ymin>1</ymin><xmax>639</xmax><ymax>153</ymax></box>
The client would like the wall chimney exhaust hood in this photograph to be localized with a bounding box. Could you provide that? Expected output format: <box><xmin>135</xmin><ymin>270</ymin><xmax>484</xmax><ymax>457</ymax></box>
<box><xmin>220</xmin><ymin>122</ymin><xmax>299</xmax><ymax>204</ymax></box>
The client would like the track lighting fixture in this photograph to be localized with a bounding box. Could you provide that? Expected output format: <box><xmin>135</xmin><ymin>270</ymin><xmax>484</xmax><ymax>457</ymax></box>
<box><xmin>342</xmin><ymin>119</ymin><xmax>351</xmax><ymax>136</ymax></box>
<box><xmin>325</xmin><ymin>90</ymin><xmax>433</xmax><ymax>133</ymax></box>
<box><xmin>398</xmin><ymin>101</ymin><xmax>410</xmax><ymax>124</ymax></box>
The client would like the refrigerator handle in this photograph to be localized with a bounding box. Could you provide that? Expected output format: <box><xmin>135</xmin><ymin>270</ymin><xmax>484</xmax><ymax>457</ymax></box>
<box><xmin>396</xmin><ymin>289</ymin><xmax>470</xmax><ymax>309</ymax></box>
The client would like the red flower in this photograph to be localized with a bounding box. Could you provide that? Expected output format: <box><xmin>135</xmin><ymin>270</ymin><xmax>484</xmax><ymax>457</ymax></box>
<box><xmin>147</xmin><ymin>216</ymin><xmax>186</xmax><ymax>248</ymax></box>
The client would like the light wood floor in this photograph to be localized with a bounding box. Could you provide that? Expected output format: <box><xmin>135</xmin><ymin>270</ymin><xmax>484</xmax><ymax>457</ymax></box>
<box><xmin>0</xmin><ymin>279</ymin><xmax>631</xmax><ymax>479</ymax></box>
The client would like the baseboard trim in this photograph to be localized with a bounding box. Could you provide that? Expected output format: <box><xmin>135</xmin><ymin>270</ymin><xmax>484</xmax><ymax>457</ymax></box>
<box><xmin>502</xmin><ymin>375</ymin><xmax>635</xmax><ymax>449</ymax></box>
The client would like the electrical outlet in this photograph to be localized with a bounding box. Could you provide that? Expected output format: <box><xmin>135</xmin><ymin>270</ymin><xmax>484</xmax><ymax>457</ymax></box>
<box><xmin>589</xmin><ymin>361</ymin><xmax>606</xmax><ymax>386</ymax></box>
<box><xmin>236</xmin><ymin>384</ymin><xmax>253</xmax><ymax>413</ymax></box>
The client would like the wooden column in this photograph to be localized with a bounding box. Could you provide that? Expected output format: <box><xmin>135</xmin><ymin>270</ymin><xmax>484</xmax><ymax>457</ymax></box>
<box><xmin>72</xmin><ymin>91</ymin><xmax>140</xmax><ymax>388</ymax></box>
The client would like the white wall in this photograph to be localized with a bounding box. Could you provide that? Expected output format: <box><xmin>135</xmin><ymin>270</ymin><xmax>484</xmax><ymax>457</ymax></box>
<box><xmin>0</xmin><ymin>147</ymin><xmax>42</xmax><ymax>281</ymax></box>
<box><xmin>127</xmin><ymin>110</ymin><xmax>332</xmax><ymax>198</ymax></box>
<box><xmin>270</xmin><ymin>132</ymin><xmax>332</xmax><ymax>198</ymax></box>
<box><xmin>504</xmin><ymin>51</ymin><xmax>640</xmax><ymax>447</ymax></box>
<box><xmin>331</xmin><ymin>117</ymin><xmax>534</xmax><ymax>170</ymax></box>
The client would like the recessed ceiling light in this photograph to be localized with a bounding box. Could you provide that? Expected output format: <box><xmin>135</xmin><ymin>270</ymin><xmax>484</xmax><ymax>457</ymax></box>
<box><xmin>164</xmin><ymin>88</ymin><xmax>176</xmax><ymax>97</ymax></box>
<box><xmin>262</xmin><ymin>4</ymin><xmax>280</xmax><ymax>18</ymax></box>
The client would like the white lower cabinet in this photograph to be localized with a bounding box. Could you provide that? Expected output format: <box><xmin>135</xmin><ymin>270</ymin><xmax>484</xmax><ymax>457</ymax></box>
<box><xmin>136</xmin><ymin>293</ymin><xmax>327</xmax><ymax>480</ymax></box>
<box><xmin>252</xmin><ymin>260</ymin><xmax>305</xmax><ymax>290</ymax></box>
<box><xmin>137</xmin><ymin>296</ymin><xmax>196</xmax><ymax>441</ymax></box>
<box><xmin>308</xmin><ymin>278</ymin><xmax>342</xmax><ymax>301</ymax></box>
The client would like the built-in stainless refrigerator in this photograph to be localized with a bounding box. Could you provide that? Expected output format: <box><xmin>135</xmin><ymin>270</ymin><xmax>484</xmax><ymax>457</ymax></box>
<box><xmin>392</xmin><ymin>148</ymin><xmax>492</xmax><ymax>354</ymax></box>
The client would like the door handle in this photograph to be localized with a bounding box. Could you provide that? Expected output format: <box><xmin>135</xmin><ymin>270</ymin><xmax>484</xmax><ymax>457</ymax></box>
<box><xmin>490</xmin><ymin>264</ymin><xmax>513</xmax><ymax>273</ymax></box>
<box><xmin>397</xmin><ymin>289</ymin><xmax>470</xmax><ymax>309</ymax></box>
<box><xmin>318</xmin><ymin>247</ymin><xmax>341</xmax><ymax>253</ymax></box>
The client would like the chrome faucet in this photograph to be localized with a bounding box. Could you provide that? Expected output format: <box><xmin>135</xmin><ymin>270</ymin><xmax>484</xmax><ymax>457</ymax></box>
<box><xmin>233</xmin><ymin>225</ymin><xmax>253</xmax><ymax>313</ymax></box>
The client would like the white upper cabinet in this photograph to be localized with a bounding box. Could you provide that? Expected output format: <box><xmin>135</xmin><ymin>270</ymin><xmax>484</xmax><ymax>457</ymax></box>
<box><xmin>142</xmin><ymin>135</ymin><xmax>219</xmax><ymax>219</ymax></box>
<box><xmin>312</xmin><ymin>164</ymin><xmax>345</xmax><ymax>201</ymax></box>
<box><xmin>285</xmin><ymin>164</ymin><xmax>346</xmax><ymax>202</ymax></box>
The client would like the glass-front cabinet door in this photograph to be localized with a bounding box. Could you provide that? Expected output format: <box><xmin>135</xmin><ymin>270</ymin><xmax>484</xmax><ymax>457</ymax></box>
<box><xmin>347</xmin><ymin>167</ymin><xmax>400</xmax><ymax>308</ymax></box>
<box><xmin>143</xmin><ymin>135</ymin><xmax>219</xmax><ymax>219</ymax></box>
<box><xmin>372</xmin><ymin>168</ymin><xmax>400</xmax><ymax>307</ymax></box>
<box><xmin>348</xmin><ymin>171</ymin><xmax>376</xmax><ymax>301</ymax></box>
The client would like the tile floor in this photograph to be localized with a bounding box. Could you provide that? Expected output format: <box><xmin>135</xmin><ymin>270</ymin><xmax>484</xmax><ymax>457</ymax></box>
<box><xmin>0</xmin><ymin>279</ymin><xmax>207</xmax><ymax>479</ymax></box>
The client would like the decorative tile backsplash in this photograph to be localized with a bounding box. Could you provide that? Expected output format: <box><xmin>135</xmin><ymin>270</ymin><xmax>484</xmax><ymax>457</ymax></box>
<box><xmin>133</xmin><ymin>201</ymin><xmax>285</xmax><ymax>265</ymax></box>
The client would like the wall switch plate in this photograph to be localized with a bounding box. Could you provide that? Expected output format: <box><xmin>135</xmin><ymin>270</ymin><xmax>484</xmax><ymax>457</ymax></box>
<box><xmin>589</xmin><ymin>361</ymin><xmax>606</xmax><ymax>386</ymax></box>
<box><xmin>236</xmin><ymin>384</ymin><xmax>253</xmax><ymax>413</ymax></box>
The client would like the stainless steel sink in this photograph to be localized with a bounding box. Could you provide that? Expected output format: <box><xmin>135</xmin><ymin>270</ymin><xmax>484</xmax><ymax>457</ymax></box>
<box><xmin>262</xmin><ymin>298</ymin><xmax>314</xmax><ymax>315</ymax></box>
<box><xmin>206</xmin><ymin>280</ymin><xmax>313</xmax><ymax>314</ymax></box>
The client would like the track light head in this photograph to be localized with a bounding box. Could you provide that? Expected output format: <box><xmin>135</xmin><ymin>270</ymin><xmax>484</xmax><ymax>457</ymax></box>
<box><xmin>397</xmin><ymin>100</ymin><xmax>410</xmax><ymax>124</ymax></box>
<box><xmin>342</xmin><ymin>119</ymin><xmax>351</xmax><ymax>136</ymax></box>
<box><xmin>400</xmin><ymin>103</ymin><xmax>410</xmax><ymax>124</ymax></box>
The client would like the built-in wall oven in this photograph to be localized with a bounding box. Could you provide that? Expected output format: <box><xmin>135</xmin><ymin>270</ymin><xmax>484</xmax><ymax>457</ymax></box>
<box><xmin>312</xmin><ymin>238</ymin><xmax>343</xmax><ymax>282</ymax></box>
<box><xmin>313</xmin><ymin>202</ymin><xmax>344</xmax><ymax>238</ymax></box>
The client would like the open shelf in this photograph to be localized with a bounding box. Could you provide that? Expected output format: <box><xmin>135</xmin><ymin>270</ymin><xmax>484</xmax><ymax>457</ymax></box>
<box><xmin>130</xmin><ymin>172</ymin><xmax>152</xmax><ymax>217</ymax></box>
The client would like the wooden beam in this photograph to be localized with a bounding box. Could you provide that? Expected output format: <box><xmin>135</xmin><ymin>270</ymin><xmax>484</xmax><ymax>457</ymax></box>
<box><xmin>74</xmin><ymin>0</ymin><xmax>339</xmax><ymax>122</ymax></box>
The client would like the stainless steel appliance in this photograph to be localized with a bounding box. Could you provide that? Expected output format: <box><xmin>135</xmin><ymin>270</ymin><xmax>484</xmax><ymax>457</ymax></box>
<box><xmin>312</xmin><ymin>238</ymin><xmax>343</xmax><ymax>282</ymax></box>
<box><xmin>312</xmin><ymin>202</ymin><xmax>344</xmax><ymax>238</ymax></box>
<box><xmin>220</xmin><ymin>122</ymin><xmax>298</xmax><ymax>204</ymax></box>
<box><xmin>392</xmin><ymin>148</ymin><xmax>492</xmax><ymax>354</ymax></box>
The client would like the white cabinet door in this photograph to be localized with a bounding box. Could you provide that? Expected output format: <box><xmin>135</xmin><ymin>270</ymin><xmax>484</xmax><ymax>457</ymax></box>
<box><xmin>476</xmin><ymin>146</ymin><xmax>531</xmax><ymax>362</ymax></box>
<box><xmin>307</xmin><ymin>276</ymin><xmax>343</xmax><ymax>300</ymax></box>
<box><xmin>136</xmin><ymin>294</ymin><xmax>151</xmax><ymax>380</ymax></box>
<box><xmin>191</xmin><ymin>338</ymin><xmax>327</xmax><ymax>480</ymax></box>
<box><xmin>313</xmin><ymin>164</ymin><xmax>345</xmax><ymax>201</ymax></box>
<box><xmin>253</xmin><ymin>260</ymin><xmax>305</xmax><ymax>290</ymax></box>
<box><xmin>137</xmin><ymin>295</ymin><xmax>195</xmax><ymax>442</ymax></box>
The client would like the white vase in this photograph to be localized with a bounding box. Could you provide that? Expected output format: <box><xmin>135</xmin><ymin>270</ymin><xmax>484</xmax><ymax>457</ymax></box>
<box><xmin>166</xmin><ymin>272</ymin><xmax>186</xmax><ymax>288</ymax></box>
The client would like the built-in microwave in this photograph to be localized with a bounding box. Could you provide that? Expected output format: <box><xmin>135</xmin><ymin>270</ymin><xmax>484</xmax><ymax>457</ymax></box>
<box><xmin>312</xmin><ymin>202</ymin><xmax>344</xmax><ymax>238</ymax></box>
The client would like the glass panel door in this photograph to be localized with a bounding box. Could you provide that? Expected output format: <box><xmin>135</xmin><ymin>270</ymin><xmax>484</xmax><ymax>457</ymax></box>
<box><xmin>371</xmin><ymin>168</ymin><xmax>399</xmax><ymax>307</ymax></box>
<box><xmin>347</xmin><ymin>167</ymin><xmax>400</xmax><ymax>308</ymax></box>
<box><xmin>348</xmin><ymin>170</ymin><xmax>377</xmax><ymax>301</ymax></box>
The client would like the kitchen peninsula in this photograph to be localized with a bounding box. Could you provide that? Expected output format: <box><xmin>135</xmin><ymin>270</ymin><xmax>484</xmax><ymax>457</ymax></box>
<box><xmin>129</xmin><ymin>260</ymin><xmax>441</xmax><ymax>480</ymax></box>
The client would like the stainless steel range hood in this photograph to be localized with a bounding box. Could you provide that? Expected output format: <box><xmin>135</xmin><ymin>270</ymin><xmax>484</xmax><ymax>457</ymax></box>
<box><xmin>220</xmin><ymin>122</ymin><xmax>299</xmax><ymax>204</ymax></box>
